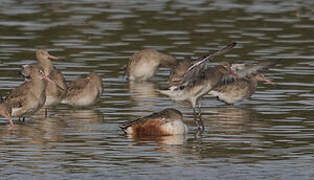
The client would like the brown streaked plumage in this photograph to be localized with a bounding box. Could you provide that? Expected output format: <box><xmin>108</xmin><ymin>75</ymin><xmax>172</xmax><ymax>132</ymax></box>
<box><xmin>210</xmin><ymin>73</ymin><xmax>274</xmax><ymax>105</ymax></box>
<box><xmin>160</xmin><ymin>43</ymin><xmax>238</xmax><ymax>131</ymax></box>
<box><xmin>35</xmin><ymin>49</ymin><xmax>67</xmax><ymax>110</ymax></box>
<box><xmin>169</xmin><ymin>58</ymin><xmax>195</xmax><ymax>87</ymax></box>
<box><xmin>169</xmin><ymin>42</ymin><xmax>237</xmax><ymax>87</ymax></box>
<box><xmin>161</xmin><ymin>63</ymin><xmax>237</xmax><ymax>109</ymax></box>
<box><xmin>61</xmin><ymin>72</ymin><xmax>103</xmax><ymax>107</ymax></box>
<box><xmin>120</xmin><ymin>108</ymin><xmax>188</xmax><ymax>136</ymax></box>
<box><xmin>168</xmin><ymin>51</ymin><xmax>275</xmax><ymax>106</ymax></box>
<box><xmin>126</xmin><ymin>49</ymin><xmax>177</xmax><ymax>81</ymax></box>
<box><xmin>0</xmin><ymin>65</ymin><xmax>50</xmax><ymax>128</ymax></box>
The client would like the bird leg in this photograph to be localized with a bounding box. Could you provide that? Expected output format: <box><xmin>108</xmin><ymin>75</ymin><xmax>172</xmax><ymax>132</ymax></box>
<box><xmin>6</xmin><ymin>115</ymin><xmax>15</xmax><ymax>129</ymax></box>
<box><xmin>45</xmin><ymin>108</ymin><xmax>48</xmax><ymax>117</ymax></box>
<box><xmin>197</xmin><ymin>101</ymin><xmax>204</xmax><ymax>132</ymax></box>
<box><xmin>193</xmin><ymin>105</ymin><xmax>204</xmax><ymax>133</ymax></box>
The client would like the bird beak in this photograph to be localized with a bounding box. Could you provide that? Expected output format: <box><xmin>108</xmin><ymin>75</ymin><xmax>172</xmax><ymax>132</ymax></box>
<box><xmin>229</xmin><ymin>69</ymin><xmax>239</xmax><ymax>78</ymax></box>
<box><xmin>263</xmin><ymin>77</ymin><xmax>274</xmax><ymax>85</ymax></box>
<box><xmin>43</xmin><ymin>74</ymin><xmax>65</xmax><ymax>90</ymax></box>
<box><xmin>43</xmin><ymin>74</ymin><xmax>54</xmax><ymax>83</ymax></box>
<box><xmin>48</xmin><ymin>53</ymin><xmax>59</xmax><ymax>60</ymax></box>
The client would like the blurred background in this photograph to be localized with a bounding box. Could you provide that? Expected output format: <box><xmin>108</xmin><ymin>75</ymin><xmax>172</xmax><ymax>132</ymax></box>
<box><xmin>0</xmin><ymin>0</ymin><xmax>313</xmax><ymax>179</ymax></box>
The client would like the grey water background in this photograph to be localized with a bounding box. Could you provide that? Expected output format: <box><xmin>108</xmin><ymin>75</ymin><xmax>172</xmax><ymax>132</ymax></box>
<box><xmin>0</xmin><ymin>0</ymin><xmax>314</xmax><ymax>179</ymax></box>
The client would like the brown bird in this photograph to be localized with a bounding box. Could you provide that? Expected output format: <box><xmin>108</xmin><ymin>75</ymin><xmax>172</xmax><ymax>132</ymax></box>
<box><xmin>161</xmin><ymin>62</ymin><xmax>237</xmax><ymax>112</ymax></box>
<box><xmin>61</xmin><ymin>72</ymin><xmax>103</xmax><ymax>107</ymax></box>
<box><xmin>120</xmin><ymin>108</ymin><xmax>188</xmax><ymax>136</ymax></box>
<box><xmin>0</xmin><ymin>65</ymin><xmax>52</xmax><ymax>128</ymax></box>
<box><xmin>169</xmin><ymin>58</ymin><xmax>196</xmax><ymax>87</ymax></box>
<box><xmin>169</xmin><ymin>42</ymin><xmax>237</xmax><ymax>86</ymax></box>
<box><xmin>209</xmin><ymin>62</ymin><xmax>274</xmax><ymax>105</ymax></box>
<box><xmin>126</xmin><ymin>49</ymin><xmax>177</xmax><ymax>81</ymax></box>
<box><xmin>35</xmin><ymin>49</ymin><xmax>67</xmax><ymax>115</ymax></box>
<box><xmin>159</xmin><ymin>42</ymin><xmax>238</xmax><ymax>131</ymax></box>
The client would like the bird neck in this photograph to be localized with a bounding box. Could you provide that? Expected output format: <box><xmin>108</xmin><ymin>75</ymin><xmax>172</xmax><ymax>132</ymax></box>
<box><xmin>37</xmin><ymin>58</ymin><xmax>54</xmax><ymax>75</ymax></box>
<box><xmin>159</xmin><ymin>53</ymin><xmax>177</xmax><ymax>67</ymax></box>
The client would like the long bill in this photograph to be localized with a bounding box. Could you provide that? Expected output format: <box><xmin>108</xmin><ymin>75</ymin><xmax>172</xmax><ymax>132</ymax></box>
<box><xmin>229</xmin><ymin>68</ymin><xmax>239</xmax><ymax>78</ymax></box>
<box><xmin>43</xmin><ymin>74</ymin><xmax>65</xmax><ymax>91</ymax></box>
<box><xmin>48</xmin><ymin>53</ymin><xmax>60</xmax><ymax>60</ymax></box>
<box><xmin>263</xmin><ymin>76</ymin><xmax>274</xmax><ymax>85</ymax></box>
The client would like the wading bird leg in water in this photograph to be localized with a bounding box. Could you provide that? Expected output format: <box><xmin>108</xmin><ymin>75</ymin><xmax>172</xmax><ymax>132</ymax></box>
<box><xmin>6</xmin><ymin>115</ymin><xmax>15</xmax><ymax>129</ymax></box>
<box><xmin>197</xmin><ymin>101</ymin><xmax>204</xmax><ymax>132</ymax></box>
<box><xmin>193</xmin><ymin>102</ymin><xmax>204</xmax><ymax>133</ymax></box>
<box><xmin>45</xmin><ymin>108</ymin><xmax>48</xmax><ymax>118</ymax></box>
<box><xmin>197</xmin><ymin>101</ymin><xmax>202</xmax><ymax>118</ymax></box>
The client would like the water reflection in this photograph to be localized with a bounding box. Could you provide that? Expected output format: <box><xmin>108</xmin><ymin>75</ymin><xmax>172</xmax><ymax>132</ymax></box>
<box><xmin>126</xmin><ymin>135</ymin><xmax>187</xmax><ymax>145</ymax></box>
<box><xmin>0</xmin><ymin>116</ymin><xmax>66</xmax><ymax>143</ymax></box>
<box><xmin>57</xmin><ymin>109</ymin><xmax>104</xmax><ymax>132</ymax></box>
<box><xmin>1</xmin><ymin>0</ymin><xmax>314</xmax><ymax>179</ymax></box>
<box><xmin>208</xmin><ymin>107</ymin><xmax>256</xmax><ymax>125</ymax></box>
<box><xmin>128</xmin><ymin>81</ymin><xmax>160</xmax><ymax>107</ymax></box>
<box><xmin>202</xmin><ymin>107</ymin><xmax>267</xmax><ymax>134</ymax></box>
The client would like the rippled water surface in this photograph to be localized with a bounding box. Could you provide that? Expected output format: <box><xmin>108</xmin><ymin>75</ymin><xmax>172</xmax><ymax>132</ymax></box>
<box><xmin>1</xmin><ymin>0</ymin><xmax>314</xmax><ymax>179</ymax></box>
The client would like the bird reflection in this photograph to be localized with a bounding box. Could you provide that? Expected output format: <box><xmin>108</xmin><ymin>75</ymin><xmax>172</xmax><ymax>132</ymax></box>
<box><xmin>202</xmin><ymin>107</ymin><xmax>258</xmax><ymax>134</ymax></box>
<box><xmin>128</xmin><ymin>81</ymin><xmax>160</xmax><ymax>107</ymax></box>
<box><xmin>0</xmin><ymin>116</ymin><xmax>66</xmax><ymax>143</ymax></box>
<box><xmin>125</xmin><ymin>134</ymin><xmax>187</xmax><ymax>145</ymax></box>
<box><xmin>57</xmin><ymin>109</ymin><xmax>104</xmax><ymax>132</ymax></box>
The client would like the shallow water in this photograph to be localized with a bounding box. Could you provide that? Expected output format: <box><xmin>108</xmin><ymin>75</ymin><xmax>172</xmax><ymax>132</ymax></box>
<box><xmin>0</xmin><ymin>0</ymin><xmax>314</xmax><ymax>179</ymax></box>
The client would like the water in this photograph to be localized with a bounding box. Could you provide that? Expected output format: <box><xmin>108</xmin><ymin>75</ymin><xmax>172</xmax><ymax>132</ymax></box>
<box><xmin>0</xmin><ymin>0</ymin><xmax>314</xmax><ymax>179</ymax></box>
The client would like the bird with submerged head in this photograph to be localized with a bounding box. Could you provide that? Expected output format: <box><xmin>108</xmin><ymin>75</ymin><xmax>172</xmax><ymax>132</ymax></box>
<box><xmin>120</xmin><ymin>108</ymin><xmax>188</xmax><ymax>136</ymax></box>
<box><xmin>126</xmin><ymin>49</ymin><xmax>177</xmax><ymax>81</ymax></box>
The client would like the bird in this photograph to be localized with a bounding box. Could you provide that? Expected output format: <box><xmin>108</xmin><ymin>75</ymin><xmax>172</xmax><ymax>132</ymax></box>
<box><xmin>209</xmin><ymin>62</ymin><xmax>275</xmax><ymax>105</ymax></box>
<box><xmin>169</xmin><ymin>42</ymin><xmax>237</xmax><ymax>86</ymax></box>
<box><xmin>120</xmin><ymin>108</ymin><xmax>188</xmax><ymax>136</ymax></box>
<box><xmin>159</xmin><ymin>42</ymin><xmax>238</xmax><ymax>131</ymax></box>
<box><xmin>61</xmin><ymin>72</ymin><xmax>103</xmax><ymax>107</ymax></box>
<box><xmin>169</xmin><ymin>58</ymin><xmax>197</xmax><ymax>87</ymax></box>
<box><xmin>34</xmin><ymin>49</ymin><xmax>67</xmax><ymax>116</ymax></box>
<box><xmin>0</xmin><ymin>65</ymin><xmax>52</xmax><ymax>128</ymax></box>
<box><xmin>126</xmin><ymin>49</ymin><xmax>177</xmax><ymax>81</ymax></box>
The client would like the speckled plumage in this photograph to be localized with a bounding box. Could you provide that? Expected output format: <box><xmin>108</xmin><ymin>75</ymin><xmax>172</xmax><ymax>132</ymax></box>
<box><xmin>62</xmin><ymin>72</ymin><xmax>103</xmax><ymax>107</ymax></box>
<box><xmin>36</xmin><ymin>49</ymin><xmax>67</xmax><ymax>107</ymax></box>
<box><xmin>0</xmin><ymin>65</ymin><xmax>48</xmax><ymax>128</ymax></box>
<box><xmin>126</xmin><ymin>49</ymin><xmax>176</xmax><ymax>81</ymax></box>
<box><xmin>210</xmin><ymin>73</ymin><xmax>273</xmax><ymax>105</ymax></box>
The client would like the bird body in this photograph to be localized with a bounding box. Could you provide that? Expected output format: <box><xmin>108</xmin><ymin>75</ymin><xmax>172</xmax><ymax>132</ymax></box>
<box><xmin>0</xmin><ymin>65</ymin><xmax>50</xmax><ymax>128</ymax></box>
<box><xmin>62</xmin><ymin>72</ymin><xmax>103</xmax><ymax>107</ymax></box>
<box><xmin>210</xmin><ymin>73</ymin><xmax>273</xmax><ymax>104</ymax></box>
<box><xmin>126</xmin><ymin>49</ymin><xmax>176</xmax><ymax>81</ymax></box>
<box><xmin>120</xmin><ymin>108</ymin><xmax>188</xmax><ymax>136</ymax></box>
<box><xmin>35</xmin><ymin>49</ymin><xmax>67</xmax><ymax>107</ymax></box>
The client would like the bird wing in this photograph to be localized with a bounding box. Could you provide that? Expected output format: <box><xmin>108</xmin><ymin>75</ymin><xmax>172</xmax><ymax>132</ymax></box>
<box><xmin>120</xmin><ymin>111</ymin><xmax>169</xmax><ymax>131</ymax></box>
<box><xmin>218</xmin><ymin>62</ymin><xmax>276</xmax><ymax>86</ymax></box>
<box><xmin>233</xmin><ymin>62</ymin><xmax>275</xmax><ymax>78</ymax></box>
<box><xmin>185</xmin><ymin>42</ymin><xmax>237</xmax><ymax>72</ymax></box>
<box><xmin>5</xmin><ymin>83</ymin><xmax>29</xmax><ymax>109</ymax></box>
<box><xmin>66</xmin><ymin>77</ymin><xmax>89</xmax><ymax>97</ymax></box>
<box><xmin>179</xmin><ymin>42</ymin><xmax>237</xmax><ymax>88</ymax></box>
